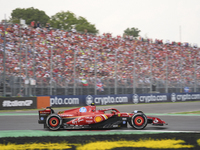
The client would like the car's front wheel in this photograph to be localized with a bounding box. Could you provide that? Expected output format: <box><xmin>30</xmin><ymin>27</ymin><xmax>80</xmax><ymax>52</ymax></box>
<box><xmin>46</xmin><ymin>114</ymin><xmax>62</xmax><ymax>131</ymax></box>
<box><xmin>130</xmin><ymin>113</ymin><xmax>147</xmax><ymax>130</ymax></box>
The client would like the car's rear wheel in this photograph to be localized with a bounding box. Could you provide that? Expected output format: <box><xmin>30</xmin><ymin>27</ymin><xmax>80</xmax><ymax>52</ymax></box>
<box><xmin>46</xmin><ymin>114</ymin><xmax>62</xmax><ymax>130</ymax></box>
<box><xmin>130</xmin><ymin>113</ymin><xmax>147</xmax><ymax>130</ymax></box>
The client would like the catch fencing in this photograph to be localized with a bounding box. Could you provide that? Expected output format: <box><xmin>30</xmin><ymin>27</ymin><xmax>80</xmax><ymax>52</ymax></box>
<box><xmin>1</xmin><ymin>92</ymin><xmax>200</xmax><ymax>110</ymax></box>
<box><xmin>1</xmin><ymin>23</ymin><xmax>200</xmax><ymax>97</ymax></box>
<box><xmin>1</xmin><ymin>75</ymin><xmax>200</xmax><ymax>97</ymax></box>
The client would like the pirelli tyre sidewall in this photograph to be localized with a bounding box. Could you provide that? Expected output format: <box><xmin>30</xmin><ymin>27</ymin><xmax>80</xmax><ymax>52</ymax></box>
<box><xmin>46</xmin><ymin>114</ymin><xmax>62</xmax><ymax>131</ymax></box>
<box><xmin>131</xmin><ymin>113</ymin><xmax>147</xmax><ymax>130</ymax></box>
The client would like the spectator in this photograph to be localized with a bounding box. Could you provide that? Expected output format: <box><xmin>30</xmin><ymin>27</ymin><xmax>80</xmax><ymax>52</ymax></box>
<box><xmin>45</xmin><ymin>23</ymin><xmax>50</xmax><ymax>30</ymax></box>
<box><xmin>36</xmin><ymin>21</ymin><xmax>41</xmax><ymax>28</ymax></box>
<box><xmin>30</xmin><ymin>21</ymin><xmax>35</xmax><ymax>28</ymax></box>
<box><xmin>0</xmin><ymin>22</ymin><xmax>199</xmax><ymax>90</ymax></box>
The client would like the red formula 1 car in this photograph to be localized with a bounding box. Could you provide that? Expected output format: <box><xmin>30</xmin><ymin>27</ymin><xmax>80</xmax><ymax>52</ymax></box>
<box><xmin>38</xmin><ymin>104</ymin><xmax>167</xmax><ymax>131</ymax></box>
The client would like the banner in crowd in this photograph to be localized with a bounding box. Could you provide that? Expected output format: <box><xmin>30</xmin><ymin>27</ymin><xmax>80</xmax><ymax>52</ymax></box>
<box><xmin>0</xmin><ymin>97</ymin><xmax>37</xmax><ymax>110</ymax></box>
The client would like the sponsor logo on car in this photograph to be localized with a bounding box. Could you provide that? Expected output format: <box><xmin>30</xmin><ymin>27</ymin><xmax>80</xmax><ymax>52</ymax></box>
<box><xmin>79</xmin><ymin>107</ymin><xmax>87</xmax><ymax>112</ymax></box>
<box><xmin>78</xmin><ymin>118</ymin><xmax>84</xmax><ymax>122</ymax></box>
<box><xmin>94</xmin><ymin>116</ymin><xmax>102</xmax><ymax>123</ymax></box>
<box><xmin>85</xmin><ymin>116</ymin><xmax>93</xmax><ymax>119</ymax></box>
<box><xmin>85</xmin><ymin>120</ymin><xmax>93</xmax><ymax>123</ymax></box>
<box><xmin>153</xmin><ymin>118</ymin><xmax>159</xmax><ymax>123</ymax></box>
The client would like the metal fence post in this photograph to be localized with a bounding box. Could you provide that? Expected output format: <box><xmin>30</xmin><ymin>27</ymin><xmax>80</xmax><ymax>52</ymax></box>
<box><xmin>19</xmin><ymin>24</ymin><xmax>22</xmax><ymax>96</ymax></box>
<box><xmin>95</xmin><ymin>49</ymin><xmax>97</xmax><ymax>95</ymax></box>
<box><xmin>73</xmin><ymin>49</ymin><xmax>76</xmax><ymax>95</ymax></box>
<box><xmin>165</xmin><ymin>53</ymin><xmax>168</xmax><ymax>93</ymax></box>
<box><xmin>33</xmin><ymin>36</ymin><xmax>36</xmax><ymax>96</ymax></box>
<box><xmin>50</xmin><ymin>46</ymin><xmax>53</xmax><ymax>95</ymax></box>
<box><xmin>114</xmin><ymin>49</ymin><xmax>117</xmax><ymax>94</ymax></box>
<box><xmin>133</xmin><ymin>51</ymin><xmax>136</xmax><ymax>94</ymax></box>
<box><xmin>3</xmin><ymin>15</ymin><xmax>6</xmax><ymax>97</ymax></box>
<box><xmin>180</xmin><ymin>57</ymin><xmax>183</xmax><ymax>92</ymax></box>
<box><xmin>150</xmin><ymin>50</ymin><xmax>152</xmax><ymax>93</ymax></box>
<box><xmin>25</xmin><ymin>45</ymin><xmax>28</xmax><ymax>96</ymax></box>
<box><xmin>194</xmin><ymin>58</ymin><xmax>197</xmax><ymax>92</ymax></box>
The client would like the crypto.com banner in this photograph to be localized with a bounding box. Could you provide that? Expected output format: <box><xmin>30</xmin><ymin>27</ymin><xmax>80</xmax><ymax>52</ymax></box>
<box><xmin>50</xmin><ymin>95</ymin><xmax>84</xmax><ymax>107</ymax></box>
<box><xmin>132</xmin><ymin>93</ymin><xmax>200</xmax><ymax>104</ymax></box>
<box><xmin>83</xmin><ymin>94</ymin><xmax>131</xmax><ymax>105</ymax></box>
<box><xmin>51</xmin><ymin>93</ymin><xmax>200</xmax><ymax>107</ymax></box>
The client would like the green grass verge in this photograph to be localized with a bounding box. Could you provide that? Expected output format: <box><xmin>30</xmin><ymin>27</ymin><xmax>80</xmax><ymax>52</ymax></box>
<box><xmin>174</xmin><ymin>111</ymin><xmax>200</xmax><ymax>114</ymax></box>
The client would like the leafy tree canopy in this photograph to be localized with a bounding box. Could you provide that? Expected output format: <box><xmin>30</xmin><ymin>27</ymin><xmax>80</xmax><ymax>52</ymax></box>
<box><xmin>124</xmin><ymin>27</ymin><xmax>141</xmax><ymax>38</ymax></box>
<box><xmin>10</xmin><ymin>7</ymin><xmax>50</xmax><ymax>26</ymax></box>
<box><xmin>49</xmin><ymin>11</ymin><xmax>98</xmax><ymax>34</ymax></box>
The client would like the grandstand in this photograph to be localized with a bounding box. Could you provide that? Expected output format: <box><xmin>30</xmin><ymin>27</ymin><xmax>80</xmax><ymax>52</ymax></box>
<box><xmin>0</xmin><ymin>22</ymin><xmax>200</xmax><ymax>96</ymax></box>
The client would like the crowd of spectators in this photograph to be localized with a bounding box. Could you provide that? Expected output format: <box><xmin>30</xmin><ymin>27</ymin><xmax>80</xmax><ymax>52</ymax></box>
<box><xmin>0</xmin><ymin>22</ymin><xmax>200</xmax><ymax>90</ymax></box>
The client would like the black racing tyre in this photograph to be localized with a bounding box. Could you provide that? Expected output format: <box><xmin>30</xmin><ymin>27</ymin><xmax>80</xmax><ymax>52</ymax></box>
<box><xmin>131</xmin><ymin>111</ymin><xmax>143</xmax><ymax>114</ymax></box>
<box><xmin>130</xmin><ymin>113</ymin><xmax>147</xmax><ymax>130</ymax></box>
<box><xmin>46</xmin><ymin>114</ymin><xmax>62</xmax><ymax>131</ymax></box>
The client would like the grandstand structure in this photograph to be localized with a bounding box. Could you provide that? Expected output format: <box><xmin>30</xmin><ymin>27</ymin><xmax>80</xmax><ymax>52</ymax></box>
<box><xmin>0</xmin><ymin>22</ymin><xmax>200</xmax><ymax>96</ymax></box>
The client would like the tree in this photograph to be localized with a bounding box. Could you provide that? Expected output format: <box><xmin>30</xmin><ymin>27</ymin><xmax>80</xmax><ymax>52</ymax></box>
<box><xmin>124</xmin><ymin>27</ymin><xmax>141</xmax><ymax>38</ymax></box>
<box><xmin>10</xmin><ymin>7</ymin><xmax>50</xmax><ymax>26</ymax></box>
<box><xmin>50</xmin><ymin>11</ymin><xmax>98</xmax><ymax>34</ymax></box>
<box><xmin>49</xmin><ymin>11</ymin><xmax>77</xmax><ymax>30</ymax></box>
<box><xmin>76</xmin><ymin>16</ymin><xmax>98</xmax><ymax>34</ymax></box>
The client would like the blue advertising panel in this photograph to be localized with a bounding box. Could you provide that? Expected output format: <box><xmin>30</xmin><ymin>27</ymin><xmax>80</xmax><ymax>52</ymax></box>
<box><xmin>169</xmin><ymin>92</ymin><xmax>200</xmax><ymax>102</ymax></box>
<box><xmin>132</xmin><ymin>93</ymin><xmax>200</xmax><ymax>104</ymax></box>
<box><xmin>132</xmin><ymin>93</ymin><xmax>169</xmax><ymax>104</ymax></box>
<box><xmin>83</xmin><ymin>94</ymin><xmax>132</xmax><ymax>105</ymax></box>
<box><xmin>50</xmin><ymin>92</ymin><xmax>200</xmax><ymax>108</ymax></box>
<box><xmin>50</xmin><ymin>95</ymin><xmax>84</xmax><ymax>107</ymax></box>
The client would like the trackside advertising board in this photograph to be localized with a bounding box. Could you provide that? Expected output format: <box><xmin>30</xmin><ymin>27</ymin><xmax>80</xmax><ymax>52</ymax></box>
<box><xmin>83</xmin><ymin>94</ymin><xmax>131</xmax><ymax>105</ymax></box>
<box><xmin>50</xmin><ymin>95</ymin><xmax>84</xmax><ymax>107</ymax></box>
<box><xmin>1</xmin><ymin>92</ymin><xmax>199</xmax><ymax>110</ymax></box>
<box><xmin>169</xmin><ymin>92</ymin><xmax>200</xmax><ymax>102</ymax></box>
<box><xmin>50</xmin><ymin>93</ymin><xmax>200</xmax><ymax>107</ymax></box>
<box><xmin>50</xmin><ymin>94</ymin><xmax>132</xmax><ymax>107</ymax></box>
<box><xmin>132</xmin><ymin>93</ymin><xmax>200</xmax><ymax>104</ymax></box>
<box><xmin>0</xmin><ymin>97</ymin><xmax>37</xmax><ymax>110</ymax></box>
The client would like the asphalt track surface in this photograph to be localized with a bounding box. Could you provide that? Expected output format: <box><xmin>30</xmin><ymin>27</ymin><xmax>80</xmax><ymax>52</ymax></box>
<box><xmin>0</xmin><ymin>101</ymin><xmax>200</xmax><ymax>132</ymax></box>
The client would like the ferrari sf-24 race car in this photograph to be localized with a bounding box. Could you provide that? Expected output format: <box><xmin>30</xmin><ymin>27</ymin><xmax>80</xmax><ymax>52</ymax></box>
<box><xmin>38</xmin><ymin>104</ymin><xmax>167</xmax><ymax>131</ymax></box>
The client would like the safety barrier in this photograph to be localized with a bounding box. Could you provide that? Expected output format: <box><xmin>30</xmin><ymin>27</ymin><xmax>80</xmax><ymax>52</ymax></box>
<box><xmin>0</xmin><ymin>96</ymin><xmax>49</xmax><ymax>110</ymax></box>
<box><xmin>0</xmin><ymin>93</ymin><xmax>200</xmax><ymax>110</ymax></box>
